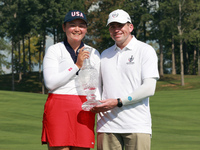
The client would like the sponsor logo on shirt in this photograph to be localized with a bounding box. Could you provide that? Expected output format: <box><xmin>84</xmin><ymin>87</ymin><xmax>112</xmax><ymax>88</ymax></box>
<box><xmin>126</xmin><ymin>55</ymin><xmax>134</xmax><ymax>64</ymax></box>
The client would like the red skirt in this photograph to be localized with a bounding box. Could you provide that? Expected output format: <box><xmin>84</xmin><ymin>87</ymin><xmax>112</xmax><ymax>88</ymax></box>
<box><xmin>41</xmin><ymin>93</ymin><xmax>95</xmax><ymax>148</ymax></box>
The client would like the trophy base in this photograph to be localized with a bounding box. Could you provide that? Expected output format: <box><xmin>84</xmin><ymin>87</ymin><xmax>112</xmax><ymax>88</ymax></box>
<box><xmin>82</xmin><ymin>100</ymin><xmax>102</xmax><ymax>111</ymax></box>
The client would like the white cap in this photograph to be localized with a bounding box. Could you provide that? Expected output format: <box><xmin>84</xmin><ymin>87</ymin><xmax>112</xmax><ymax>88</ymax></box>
<box><xmin>107</xmin><ymin>9</ymin><xmax>132</xmax><ymax>26</ymax></box>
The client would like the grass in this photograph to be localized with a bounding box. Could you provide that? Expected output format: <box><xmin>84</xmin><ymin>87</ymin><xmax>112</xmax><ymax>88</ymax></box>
<box><xmin>0</xmin><ymin>73</ymin><xmax>200</xmax><ymax>149</ymax></box>
<box><xmin>0</xmin><ymin>91</ymin><xmax>47</xmax><ymax>150</ymax></box>
<box><xmin>150</xmin><ymin>89</ymin><xmax>200</xmax><ymax>150</ymax></box>
<box><xmin>1</xmin><ymin>89</ymin><xmax>199</xmax><ymax>150</ymax></box>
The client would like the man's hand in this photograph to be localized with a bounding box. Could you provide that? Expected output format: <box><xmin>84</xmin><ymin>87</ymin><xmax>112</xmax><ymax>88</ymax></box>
<box><xmin>91</xmin><ymin>99</ymin><xmax>118</xmax><ymax>113</ymax></box>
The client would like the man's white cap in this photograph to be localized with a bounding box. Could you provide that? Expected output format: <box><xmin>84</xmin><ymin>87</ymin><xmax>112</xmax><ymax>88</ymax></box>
<box><xmin>107</xmin><ymin>9</ymin><xmax>132</xmax><ymax>26</ymax></box>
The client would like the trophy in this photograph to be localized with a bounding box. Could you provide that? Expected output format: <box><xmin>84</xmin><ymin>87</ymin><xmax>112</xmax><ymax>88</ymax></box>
<box><xmin>79</xmin><ymin>47</ymin><xmax>101</xmax><ymax>111</ymax></box>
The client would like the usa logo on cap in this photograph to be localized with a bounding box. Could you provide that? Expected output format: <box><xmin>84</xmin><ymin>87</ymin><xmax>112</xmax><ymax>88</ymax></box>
<box><xmin>71</xmin><ymin>11</ymin><xmax>84</xmax><ymax>18</ymax></box>
<box><xmin>64</xmin><ymin>10</ymin><xmax>87</xmax><ymax>24</ymax></box>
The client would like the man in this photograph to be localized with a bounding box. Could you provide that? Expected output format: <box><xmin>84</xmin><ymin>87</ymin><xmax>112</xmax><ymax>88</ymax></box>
<box><xmin>92</xmin><ymin>9</ymin><xmax>159</xmax><ymax>150</ymax></box>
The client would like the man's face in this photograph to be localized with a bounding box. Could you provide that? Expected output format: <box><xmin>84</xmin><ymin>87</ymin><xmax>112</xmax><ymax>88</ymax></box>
<box><xmin>109</xmin><ymin>22</ymin><xmax>133</xmax><ymax>48</ymax></box>
<box><xmin>63</xmin><ymin>19</ymin><xmax>87</xmax><ymax>43</ymax></box>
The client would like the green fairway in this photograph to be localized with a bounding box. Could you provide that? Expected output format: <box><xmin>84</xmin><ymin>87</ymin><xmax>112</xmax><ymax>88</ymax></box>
<box><xmin>0</xmin><ymin>89</ymin><xmax>200</xmax><ymax>150</ymax></box>
<box><xmin>0</xmin><ymin>91</ymin><xmax>47</xmax><ymax>150</ymax></box>
<box><xmin>151</xmin><ymin>89</ymin><xmax>200</xmax><ymax>150</ymax></box>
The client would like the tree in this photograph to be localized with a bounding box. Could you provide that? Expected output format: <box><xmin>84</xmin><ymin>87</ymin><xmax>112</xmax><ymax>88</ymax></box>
<box><xmin>125</xmin><ymin>0</ymin><xmax>154</xmax><ymax>42</ymax></box>
<box><xmin>183</xmin><ymin>0</ymin><xmax>200</xmax><ymax>75</ymax></box>
<box><xmin>151</xmin><ymin>0</ymin><xmax>179</xmax><ymax>76</ymax></box>
<box><xmin>1</xmin><ymin>0</ymin><xmax>200</xmax><ymax>93</ymax></box>
<box><xmin>151</xmin><ymin>0</ymin><xmax>200</xmax><ymax>80</ymax></box>
<box><xmin>0</xmin><ymin>0</ymin><xmax>19</xmax><ymax>89</ymax></box>
<box><xmin>86</xmin><ymin>0</ymin><xmax>122</xmax><ymax>52</ymax></box>
<box><xmin>87</xmin><ymin>0</ymin><xmax>155</xmax><ymax>52</ymax></box>
<box><xmin>0</xmin><ymin>38</ymin><xmax>11</xmax><ymax>74</ymax></box>
<box><xmin>177</xmin><ymin>0</ymin><xmax>200</xmax><ymax>85</ymax></box>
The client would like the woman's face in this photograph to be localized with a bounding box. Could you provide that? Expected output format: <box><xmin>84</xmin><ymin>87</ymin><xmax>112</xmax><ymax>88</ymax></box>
<box><xmin>63</xmin><ymin>19</ymin><xmax>87</xmax><ymax>43</ymax></box>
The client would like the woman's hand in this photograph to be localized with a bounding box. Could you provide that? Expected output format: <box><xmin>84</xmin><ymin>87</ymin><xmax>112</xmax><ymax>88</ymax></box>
<box><xmin>76</xmin><ymin>47</ymin><xmax>90</xmax><ymax>69</ymax></box>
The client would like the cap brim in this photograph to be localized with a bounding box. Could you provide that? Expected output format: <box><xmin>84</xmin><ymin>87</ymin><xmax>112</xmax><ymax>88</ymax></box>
<box><xmin>106</xmin><ymin>19</ymin><xmax>128</xmax><ymax>26</ymax></box>
<box><xmin>64</xmin><ymin>17</ymin><xmax>87</xmax><ymax>24</ymax></box>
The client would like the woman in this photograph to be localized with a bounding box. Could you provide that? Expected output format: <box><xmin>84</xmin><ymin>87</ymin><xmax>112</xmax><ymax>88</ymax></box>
<box><xmin>41</xmin><ymin>10</ymin><xmax>101</xmax><ymax>150</ymax></box>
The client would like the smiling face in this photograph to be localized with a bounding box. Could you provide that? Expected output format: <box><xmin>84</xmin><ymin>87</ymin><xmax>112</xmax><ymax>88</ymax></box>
<box><xmin>109</xmin><ymin>22</ymin><xmax>133</xmax><ymax>49</ymax></box>
<box><xmin>63</xmin><ymin>19</ymin><xmax>87</xmax><ymax>45</ymax></box>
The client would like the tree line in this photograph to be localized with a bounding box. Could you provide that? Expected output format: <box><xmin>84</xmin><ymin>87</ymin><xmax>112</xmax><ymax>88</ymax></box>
<box><xmin>0</xmin><ymin>0</ymin><xmax>200</xmax><ymax>92</ymax></box>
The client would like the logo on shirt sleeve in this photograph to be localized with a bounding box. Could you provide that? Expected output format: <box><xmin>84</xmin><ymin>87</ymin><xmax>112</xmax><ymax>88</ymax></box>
<box><xmin>68</xmin><ymin>67</ymin><xmax>73</xmax><ymax>71</ymax></box>
<box><xmin>128</xmin><ymin>96</ymin><xmax>133</xmax><ymax>101</ymax></box>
